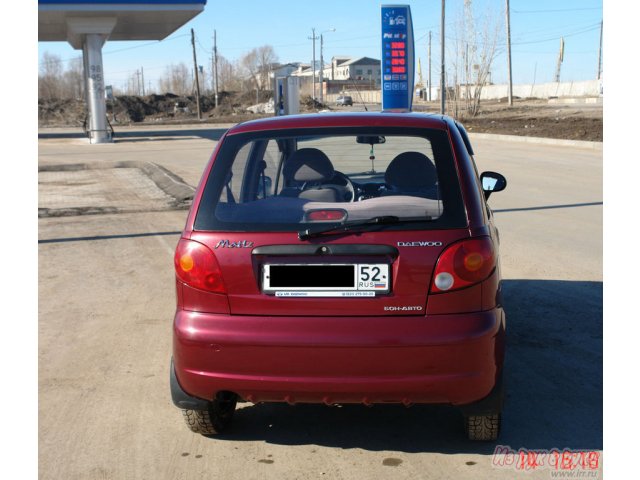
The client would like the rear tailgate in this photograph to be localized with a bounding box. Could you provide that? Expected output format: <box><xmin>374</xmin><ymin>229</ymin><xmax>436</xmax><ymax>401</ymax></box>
<box><xmin>190</xmin><ymin>230</ymin><xmax>468</xmax><ymax>316</ymax></box>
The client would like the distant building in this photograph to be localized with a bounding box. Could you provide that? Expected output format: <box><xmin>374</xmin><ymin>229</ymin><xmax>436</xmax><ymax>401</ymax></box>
<box><xmin>269</xmin><ymin>63</ymin><xmax>301</xmax><ymax>79</ymax></box>
<box><xmin>326</xmin><ymin>56</ymin><xmax>381</xmax><ymax>86</ymax></box>
<box><xmin>292</xmin><ymin>56</ymin><xmax>381</xmax><ymax>97</ymax></box>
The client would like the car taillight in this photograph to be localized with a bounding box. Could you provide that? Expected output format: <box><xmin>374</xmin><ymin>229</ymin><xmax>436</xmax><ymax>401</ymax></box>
<box><xmin>174</xmin><ymin>238</ymin><xmax>226</xmax><ymax>294</ymax></box>
<box><xmin>430</xmin><ymin>237</ymin><xmax>495</xmax><ymax>293</ymax></box>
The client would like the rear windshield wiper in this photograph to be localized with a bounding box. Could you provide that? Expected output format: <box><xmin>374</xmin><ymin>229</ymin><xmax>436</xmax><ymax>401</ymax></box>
<box><xmin>298</xmin><ymin>215</ymin><xmax>433</xmax><ymax>240</ymax></box>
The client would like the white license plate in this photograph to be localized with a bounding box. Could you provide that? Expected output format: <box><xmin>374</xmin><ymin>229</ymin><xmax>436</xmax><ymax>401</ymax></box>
<box><xmin>262</xmin><ymin>264</ymin><xmax>390</xmax><ymax>295</ymax></box>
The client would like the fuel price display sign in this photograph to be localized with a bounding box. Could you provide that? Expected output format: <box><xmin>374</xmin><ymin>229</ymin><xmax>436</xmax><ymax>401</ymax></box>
<box><xmin>381</xmin><ymin>5</ymin><xmax>414</xmax><ymax>111</ymax></box>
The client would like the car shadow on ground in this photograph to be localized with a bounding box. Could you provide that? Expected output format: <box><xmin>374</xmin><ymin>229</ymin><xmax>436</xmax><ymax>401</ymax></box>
<box><xmin>38</xmin><ymin>128</ymin><xmax>228</xmax><ymax>142</ymax></box>
<box><xmin>214</xmin><ymin>279</ymin><xmax>602</xmax><ymax>454</ymax></box>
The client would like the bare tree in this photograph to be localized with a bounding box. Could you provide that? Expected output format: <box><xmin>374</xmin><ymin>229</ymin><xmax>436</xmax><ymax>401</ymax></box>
<box><xmin>39</xmin><ymin>52</ymin><xmax>86</xmax><ymax>100</ymax></box>
<box><xmin>256</xmin><ymin>45</ymin><xmax>278</xmax><ymax>90</ymax></box>
<box><xmin>39</xmin><ymin>52</ymin><xmax>64</xmax><ymax>100</ymax></box>
<box><xmin>62</xmin><ymin>57</ymin><xmax>84</xmax><ymax>99</ymax></box>
<box><xmin>450</xmin><ymin>0</ymin><xmax>502</xmax><ymax>117</ymax></box>
<box><xmin>238</xmin><ymin>45</ymin><xmax>279</xmax><ymax>91</ymax></box>
<box><xmin>218</xmin><ymin>53</ymin><xmax>240</xmax><ymax>91</ymax></box>
<box><xmin>158</xmin><ymin>63</ymin><xmax>191</xmax><ymax>95</ymax></box>
<box><xmin>238</xmin><ymin>48</ymin><xmax>259</xmax><ymax>91</ymax></box>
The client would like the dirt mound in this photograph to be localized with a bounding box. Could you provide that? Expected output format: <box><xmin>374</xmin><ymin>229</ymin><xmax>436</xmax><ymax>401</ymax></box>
<box><xmin>38</xmin><ymin>98</ymin><xmax>86</xmax><ymax>126</ymax></box>
<box><xmin>463</xmin><ymin>116</ymin><xmax>602</xmax><ymax>142</ymax></box>
<box><xmin>457</xmin><ymin>100</ymin><xmax>603</xmax><ymax>142</ymax></box>
<box><xmin>38</xmin><ymin>91</ymin><xmax>274</xmax><ymax>126</ymax></box>
<box><xmin>39</xmin><ymin>95</ymin><xmax>602</xmax><ymax>142</ymax></box>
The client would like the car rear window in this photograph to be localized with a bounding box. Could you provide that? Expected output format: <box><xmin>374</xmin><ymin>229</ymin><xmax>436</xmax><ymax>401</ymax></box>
<box><xmin>194</xmin><ymin>126</ymin><xmax>466</xmax><ymax>232</ymax></box>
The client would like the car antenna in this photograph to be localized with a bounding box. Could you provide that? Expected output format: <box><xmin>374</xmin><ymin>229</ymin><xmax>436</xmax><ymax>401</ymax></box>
<box><xmin>348</xmin><ymin>76</ymin><xmax>368</xmax><ymax>112</ymax></box>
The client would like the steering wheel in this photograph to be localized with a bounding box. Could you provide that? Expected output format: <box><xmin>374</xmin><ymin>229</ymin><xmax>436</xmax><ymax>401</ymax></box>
<box><xmin>327</xmin><ymin>171</ymin><xmax>356</xmax><ymax>202</ymax></box>
<box><xmin>300</xmin><ymin>171</ymin><xmax>356</xmax><ymax>202</ymax></box>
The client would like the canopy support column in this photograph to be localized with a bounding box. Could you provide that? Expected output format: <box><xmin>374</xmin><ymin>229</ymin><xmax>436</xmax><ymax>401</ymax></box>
<box><xmin>67</xmin><ymin>17</ymin><xmax>116</xmax><ymax>144</ymax></box>
<box><xmin>83</xmin><ymin>34</ymin><xmax>110</xmax><ymax>143</ymax></box>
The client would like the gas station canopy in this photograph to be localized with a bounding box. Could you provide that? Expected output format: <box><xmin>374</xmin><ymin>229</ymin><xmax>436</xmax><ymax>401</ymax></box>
<box><xmin>39</xmin><ymin>0</ymin><xmax>206</xmax><ymax>47</ymax></box>
<box><xmin>38</xmin><ymin>1</ymin><xmax>207</xmax><ymax>143</ymax></box>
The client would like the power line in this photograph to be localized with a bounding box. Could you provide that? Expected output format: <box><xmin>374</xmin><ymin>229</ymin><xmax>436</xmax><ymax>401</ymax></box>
<box><xmin>38</xmin><ymin>33</ymin><xmax>190</xmax><ymax>66</ymax></box>
<box><xmin>444</xmin><ymin>22</ymin><xmax>600</xmax><ymax>48</ymax></box>
<box><xmin>513</xmin><ymin>6</ymin><xmax>602</xmax><ymax>14</ymax></box>
<box><xmin>512</xmin><ymin>20</ymin><xmax>604</xmax><ymax>40</ymax></box>
<box><xmin>511</xmin><ymin>24</ymin><xmax>600</xmax><ymax>45</ymax></box>
<box><xmin>104</xmin><ymin>34</ymin><xmax>189</xmax><ymax>56</ymax></box>
<box><xmin>512</xmin><ymin>50</ymin><xmax>596</xmax><ymax>55</ymax></box>
<box><xmin>194</xmin><ymin>34</ymin><xmax>210</xmax><ymax>56</ymax></box>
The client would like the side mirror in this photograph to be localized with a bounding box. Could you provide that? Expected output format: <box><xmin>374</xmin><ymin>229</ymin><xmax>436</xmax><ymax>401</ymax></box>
<box><xmin>480</xmin><ymin>171</ymin><xmax>507</xmax><ymax>200</ymax></box>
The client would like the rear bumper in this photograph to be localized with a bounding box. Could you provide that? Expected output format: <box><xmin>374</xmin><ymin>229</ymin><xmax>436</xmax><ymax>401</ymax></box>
<box><xmin>172</xmin><ymin>308</ymin><xmax>505</xmax><ymax>406</ymax></box>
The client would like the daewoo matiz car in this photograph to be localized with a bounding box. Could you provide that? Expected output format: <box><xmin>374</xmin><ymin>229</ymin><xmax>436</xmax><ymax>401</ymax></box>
<box><xmin>170</xmin><ymin>112</ymin><xmax>507</xmax><ymax>440</ymax></box>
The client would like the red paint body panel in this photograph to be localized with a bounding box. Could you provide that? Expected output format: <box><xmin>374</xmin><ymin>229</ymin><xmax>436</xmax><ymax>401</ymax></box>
<box><xmin>227</xmin><ymin>112</ymin><xmax>449</xmax><ymax>136</ymax></box>
<box><xmin>173</xmin><ymin>307</ymin><xmax>505</xmax><ymax>405</ymax></box>
<box><xmin>181</xmin><ymin>282</ymin><xmax>230</xmax><ymax>314</ymax></box>
<box><xmin>188</xmin><ymin>229</ymin><xmax>470</xmax><ymax>317</ymax></box>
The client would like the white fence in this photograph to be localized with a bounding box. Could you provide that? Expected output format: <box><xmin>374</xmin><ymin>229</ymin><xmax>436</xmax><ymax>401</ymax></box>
<box><xmin>458</xmin><ymin>79</ymin><xmax>602</xmax><ymax>100</ymax></box>
<box><xmin>324</xmin><ymin>91</ymin><xmax>381</xmax><ymax>104</ymax></box>
<box><xmin>322</xmin><ymin>79</ymin><xmax>602</xmax><ymax>105</ymax></box>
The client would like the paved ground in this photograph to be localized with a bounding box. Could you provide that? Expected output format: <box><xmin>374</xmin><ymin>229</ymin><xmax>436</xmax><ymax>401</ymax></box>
<box><xmin>38</xmin><ymin>125</ymin><xmax>603</xmax><ymax>479</ymax></box>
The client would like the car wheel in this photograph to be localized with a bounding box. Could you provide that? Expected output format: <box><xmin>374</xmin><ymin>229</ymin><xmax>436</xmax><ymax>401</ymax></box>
<box><xmin>182</xmin><ymin>393</ymin><xmax>237</xmax><ymax>435</ymax></box>
<box><xmin>465</xmin><ymin>413</ymin><xmax>501</xmax><ymax>441</ymax></box>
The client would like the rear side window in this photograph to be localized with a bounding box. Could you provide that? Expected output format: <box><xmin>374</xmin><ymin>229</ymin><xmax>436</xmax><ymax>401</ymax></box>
<box><xmin>194</xmin><ymin>127</ymin><xmax>466</xmax><ymax>232</ymax></box>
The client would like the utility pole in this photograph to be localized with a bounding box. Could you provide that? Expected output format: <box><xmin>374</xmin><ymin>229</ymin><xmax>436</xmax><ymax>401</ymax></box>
<box><xmin>141</xmin><ymin>67</ymin><xmax>145</xmax><ymax>96</ymax></box>
<box><xmin>320</xmin><ymin>34</ymin><xmax>324</xmax><ymax>104</ymax></box>
<box><xmin>135</xmin><ymin>69</ymin><xmax>141</xmax><ymax>95</ymax></box>
<box><xmin>191</xmin><ymin>28</ymin><xmax>202</xmax><ymax>119</ymax></box>
<box><xmin>213</xmin><ymin>29</ymin><xmax>219</xmax><ymax>108</ymax></box>
<box><xmin>505</xmin><ymin>0</ymin><xmax>513</xmax><ymax>106</ymax></box>
<box><xmin>318</xmin><ymin>28</ymin><xmax>335</xmax><ymax>105</ymax></box>
<box><xmin>554</xmin><ymin>37</ymin><xmax>564</xmax><ymax>83</ymax></box>
<box><xmin>440</xmin><ymin>0</ymin><xmax>445</xmax><ymax>114</ymax></box>
<box><xmin>597</xmin><ymin>20</ymin><xmax>603</xmax><ymax>80</ymax></box>
<box><xmin>308</xmin><ymin>28</ymin><xmax>318</xmax><ymax>100</ymax></box>
<box><xmin>428</xmin><ymin>31</ymin><xmax>432</xmax><ymax>101</ymax></box>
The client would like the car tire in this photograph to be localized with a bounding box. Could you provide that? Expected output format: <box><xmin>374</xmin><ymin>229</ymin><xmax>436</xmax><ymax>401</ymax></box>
<box><xmin>181</xmin><ymin>394</ymin><xmax>237</xmax><ymax>435</ymax></box>
<box><xmin>465</xmin><ymin>413</ymin><xmax>501</xmax><ymax>441</ymax></box>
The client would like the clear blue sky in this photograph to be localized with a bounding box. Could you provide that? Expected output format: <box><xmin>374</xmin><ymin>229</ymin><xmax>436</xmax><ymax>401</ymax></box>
<box><xmin>38</xmin><ymin>0</ymin><xmax>603</xmax><ymax>91</ymax></box>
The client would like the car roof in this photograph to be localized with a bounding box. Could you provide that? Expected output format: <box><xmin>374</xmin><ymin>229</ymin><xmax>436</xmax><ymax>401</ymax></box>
<box><xmin>227</xmin><ymin>112</ymin><xmax>450</xmax><ymax>135</ymax></box>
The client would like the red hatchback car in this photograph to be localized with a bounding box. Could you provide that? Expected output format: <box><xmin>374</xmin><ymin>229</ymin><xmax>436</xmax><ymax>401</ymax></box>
<box><xmin>170</xmin><ymin>112</ymin><xmax>507</xmax><ymax>440</ymax></box>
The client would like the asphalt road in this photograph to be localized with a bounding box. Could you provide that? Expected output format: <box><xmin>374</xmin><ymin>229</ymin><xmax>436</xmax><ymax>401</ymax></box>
<box><xmin>38</xmin><ymin>125</ymin><xmax>602</xmax><ymax>479</ymax></box>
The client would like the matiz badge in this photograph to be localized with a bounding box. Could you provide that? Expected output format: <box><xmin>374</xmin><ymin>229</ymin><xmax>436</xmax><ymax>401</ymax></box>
<box><xmin>215</xmin><ymin>240</ymin><xmax>254</xmax><ymax>249</ymax></box>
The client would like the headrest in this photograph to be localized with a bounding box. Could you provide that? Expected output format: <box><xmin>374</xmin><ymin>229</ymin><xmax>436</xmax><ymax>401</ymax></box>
<box><xmin>283</xmin><ymin>148</ymin><xmax>335</xmax><ymax>182</ymax></box>
<box><xmin>385</xmin><ymin>152</ymin><xmax>438</xmax><ymax>189</ymax></box>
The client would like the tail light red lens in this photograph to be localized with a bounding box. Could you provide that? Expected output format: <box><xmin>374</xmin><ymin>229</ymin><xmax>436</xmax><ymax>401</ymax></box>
<box><xmin>174</xmin><ymin>238</ymin><xmax>226</xmax><ymax>294</ymax></box>
<box><xmin>430</xmin><ymin>237</ymin><xmax>495</xmax><ymax>293</ymax></box>
<box><xmin>305</xmin><ymin>209</ymin><xmax>347</xmax><ymax>222</ymax></box>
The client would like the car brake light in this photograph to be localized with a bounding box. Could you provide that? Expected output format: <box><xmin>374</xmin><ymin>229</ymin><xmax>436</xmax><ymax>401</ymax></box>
<box><xmin>430</xmin><ymin>237</ymin><xmax>495</xmax><ymax>293</ymax></box>
<box><xmin>305</xmin><ymin>209</ymin><xmax>347</xmax><ymax>222</ymax></box>
<box><xmin>174</xmin><ymin>238</ymin><xmax>226</xmax><ymax>294</ymax></box>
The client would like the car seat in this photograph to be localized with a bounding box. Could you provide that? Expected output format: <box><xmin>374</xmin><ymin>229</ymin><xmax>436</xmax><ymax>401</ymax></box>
<box><xmin>281</xmin><ymin>148</ymin><xmax>341</xmax><ymax>202</ymax></box>
<box><xmin>383</xmin><ymin>151</ymin><xmax>439</xmax><ymax>199</ymax></box>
